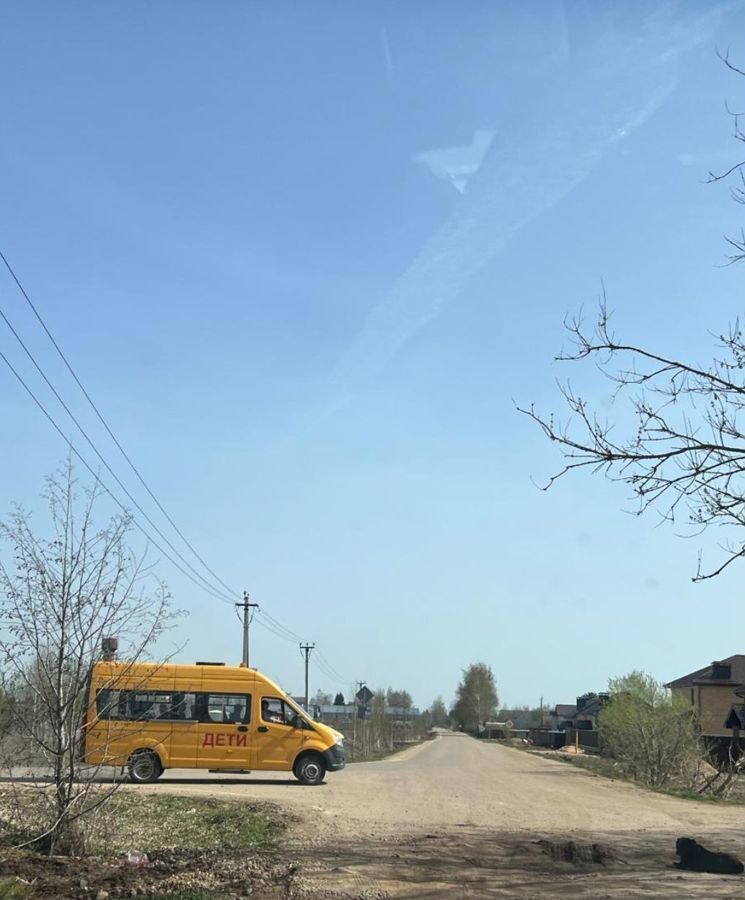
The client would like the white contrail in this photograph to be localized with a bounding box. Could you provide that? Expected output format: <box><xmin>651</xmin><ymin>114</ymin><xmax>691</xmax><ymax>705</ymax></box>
<box><xmin>326</xmin><ymin>2</ymin><xmax>731</xmax><ymax>413</ymax></box>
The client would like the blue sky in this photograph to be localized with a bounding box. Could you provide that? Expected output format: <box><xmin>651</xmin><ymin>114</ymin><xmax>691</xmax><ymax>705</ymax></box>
<box><xmin>1</xmin><ymin>1</ymin><xmax>745</xmax><ymax>710</ymax></box>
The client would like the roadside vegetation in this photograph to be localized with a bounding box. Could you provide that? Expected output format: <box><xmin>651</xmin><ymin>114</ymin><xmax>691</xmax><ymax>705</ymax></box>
<box><xmin>345</xmin><ymin>688</ymin><xmax>432</xmax><ymax>762</ymax></box>
<box><xmin>0</xmin><ymin>791</ymin><xmax>291</xmax><ymax>899</ymax></box>
<box><xmin>450</xmin><ymin>663</ymin><xmax>499</xmax><ymax>732</ymax></box>
<box><xmin>597</xmin><ymin>671</ymin><xmax>701</xmax><ymax>790</ymax></box>
<box><xmin>0</xmin><ymin>462</ymin><xmax>177</xmax><ymax>855</ymax></box>
<box><xmin>0</xmin><ymin>789</ymin><xmax>283</xmax><ymax>856</ymax></box>
<box><xmin>513</xmin><ymin>670</ymin><xmax>745</xmax><ymax>803</ymax></box>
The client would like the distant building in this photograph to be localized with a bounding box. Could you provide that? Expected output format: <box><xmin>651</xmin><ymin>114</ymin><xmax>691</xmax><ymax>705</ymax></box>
<box><xmin>317</xmin><ymin>703</ymin><xmax>420</xmax><ymax>725</ymax></box>
<box><xmin>667</xmin><ymin>655</ymin><xmax>745</xmax><ymax>739</ymax></box>
<box><xmin>545</xmin><ymin>704</ymin><xmax>577</xmax><ymax>731</ymax></box>
<box><xmin>570</xmin><ymin>693</ymin><xmax>609</xmax><ymax>730</ymax></box>
<box><xmin>317</xmin><ymin>704</ymin><xmax>355</xmax><ymax>725</ymax></box>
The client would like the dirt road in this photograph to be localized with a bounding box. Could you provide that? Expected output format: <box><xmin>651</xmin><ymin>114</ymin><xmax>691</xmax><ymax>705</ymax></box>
<box><xmin>153</xmin><ymin>733</ymin><xmax>745</xmax><ymax>897</ymax></box>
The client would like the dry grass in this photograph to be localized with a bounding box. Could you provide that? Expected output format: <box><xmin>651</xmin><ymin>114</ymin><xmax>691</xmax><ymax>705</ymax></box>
<box><xmin>0</xmin><ymin>786</ymin><xmax>285</xmax><ymax>856</ymax></box>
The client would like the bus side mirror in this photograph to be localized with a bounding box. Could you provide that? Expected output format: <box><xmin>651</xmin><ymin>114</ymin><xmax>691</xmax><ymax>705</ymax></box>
<box><xmin>290</xmin><ymin>713</ymin><xmax>301</xmax><ymax>729</ymax></box>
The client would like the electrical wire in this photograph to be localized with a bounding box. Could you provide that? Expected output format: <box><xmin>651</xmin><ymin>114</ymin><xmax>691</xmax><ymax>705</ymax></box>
<box><xmin>0</xmin><ymin>251</ymin><xmax>352</xmax><ymax>674</ymax></box>
<box><xmin>315</xmin><ymin>647</ymin><xmax>347</xmax><ymax>682</ymax></box>
<box><xmin>255</xmin><ymin>608</ymin><xmax>301</xmax><ymax>642</ymax></box>
<box><xmin>0</xmin><ymin>347</ymin><xmax>237</xmax><ymax>605</ymax></box>
<box><xmin>314</xmin><ymin>654</ymin><xmax>347</xmax><ymax>685</ymax></box>
<box><xmin>252</xmin><ymin>615</ymin><xmax>297</xmax><ymax>644</ymax></box>
<box><xmin>0</xmin><ymin>248</ymin><xmax>240</xmax><ymax>601</ymax></box>
<box><xmin>253</xmin><ymin>610</ymin><xmax>347</xmax><ymax>682</ymax></box>
<box><xmin>0</xmin><ymin>300</ymin><xmax>236</xmax><ymax>603</ymax></box>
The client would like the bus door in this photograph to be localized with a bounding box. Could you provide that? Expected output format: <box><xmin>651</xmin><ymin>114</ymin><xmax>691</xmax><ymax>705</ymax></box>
<box><xmin>168</xmin><ymin>678</ymin><xmax>202</xmax><ymax>768</ymax></box>
<box><xmin>195</xmin><ymin>692</ymin><xmax>252</xmax><ymax>769</ymax></box>
<box><xmin>253</xmin><ymin>696</ymin><xmax>305</xmax><ymax>770</ymax></box>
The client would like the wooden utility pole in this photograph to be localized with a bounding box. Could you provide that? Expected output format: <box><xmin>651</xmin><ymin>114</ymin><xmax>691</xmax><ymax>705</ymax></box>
<box><xmin>236</xmin><ymin>592</ymin><xmax>259</xmax><ymax>667</ymax></box>
<box><xmin>300</xmin><ymin>643</ymin><xmax>315</xmax><ymax>709</ymax></box>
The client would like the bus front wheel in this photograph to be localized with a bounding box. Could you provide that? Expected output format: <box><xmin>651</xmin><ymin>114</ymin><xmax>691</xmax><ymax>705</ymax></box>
<box><xmin>294</xmin><ymin>753</ymin><xmax>326</xmax><ymax>786</ymax></box>
<box><xmin>128</xmin><ymin>750</ymin><xmax>163</xmax><ymax>784</ymax></box>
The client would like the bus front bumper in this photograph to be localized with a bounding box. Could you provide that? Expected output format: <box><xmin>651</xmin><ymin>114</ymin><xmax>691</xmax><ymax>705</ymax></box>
<box><xmin>324</xmin><ymin>744</ymin><xmax>346</xmax><ymax>771</ymax></box>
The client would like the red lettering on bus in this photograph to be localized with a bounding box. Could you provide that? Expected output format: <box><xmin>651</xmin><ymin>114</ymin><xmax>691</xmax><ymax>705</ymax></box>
<box><xmin>202</xmin><ymin>732</ymin><xmax>246</xmax><ymax>749</ymax></box>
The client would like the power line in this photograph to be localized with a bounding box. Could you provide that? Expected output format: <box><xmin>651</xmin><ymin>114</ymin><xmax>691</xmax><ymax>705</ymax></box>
<box><xmin>0</xmin><ymin>346</ymin><xmax>237</xmax><ymax>604</ymax></box>
<box><xmin>314</xmin><ymin>654</ymin><xmax>347</xmax><ymax>685</ymax></box>
<box><xmin>0</xmin><ymin>298</ymin><xmax>236</xmax><ymax>604</ymax></box>
<box><xmin>0</xmin><ymin>251</ymin><xmax>353</xmax><ymax>674</ymax></box>
<box><xmin>255</xmin><ymin>608</ymin><xmax>301</xmax><ymax>642</ymax></box>
<box><xmin>0</xmin><ymin>248</ymin><xmax>239</xmax><ymax>601</ymax></box>
<box><xmin>253</xmin><ymin>610</ymin><xmax>347</xmax><ymax>682</ymax></box>
<box><xmin>315</xmin><ymin>647</ymin><xmax>347</xmax><ymax>682</ymax></box>
<box><xmin>252</xmin><ymin>614</ymin><xmax>296</xmax><ymax>643</ymax></box>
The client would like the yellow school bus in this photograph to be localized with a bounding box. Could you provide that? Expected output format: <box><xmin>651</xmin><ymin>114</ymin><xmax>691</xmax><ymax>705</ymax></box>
<box><xmin>83</xmin><ymin>660</ymin><xmax>345</xmax><ymax>785</ymax></box>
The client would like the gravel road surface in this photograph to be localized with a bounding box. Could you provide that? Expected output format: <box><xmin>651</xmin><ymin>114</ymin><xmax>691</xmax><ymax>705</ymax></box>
<box><xmin>150</xmin><ymin>732</ymin><xmax>745</xmax><ymax>897</ymax></box>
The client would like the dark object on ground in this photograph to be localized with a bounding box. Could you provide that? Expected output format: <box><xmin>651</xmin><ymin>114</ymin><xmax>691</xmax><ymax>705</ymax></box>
<box><xmin>675</xmin><ymin>837</ymin><xmax>744</xmax><ymax>875</ymax></box>
<box><xmin>535</xmin><ymin>839</ymin><xmax>620</xmax><ymax>865</ymax></box>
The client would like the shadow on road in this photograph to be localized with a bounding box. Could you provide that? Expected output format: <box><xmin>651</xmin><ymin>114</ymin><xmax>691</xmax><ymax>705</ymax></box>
<box><xmin>291</xmin><ymin>828</ymin><xmax>745</xmax><ymax>898</ymax></box>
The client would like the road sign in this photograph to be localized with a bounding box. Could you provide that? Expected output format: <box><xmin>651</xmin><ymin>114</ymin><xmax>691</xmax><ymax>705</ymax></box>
<box><xmin>355</xmin><ymin>685</ymin><xmax>374</xmax><ymax>705</ymax></box>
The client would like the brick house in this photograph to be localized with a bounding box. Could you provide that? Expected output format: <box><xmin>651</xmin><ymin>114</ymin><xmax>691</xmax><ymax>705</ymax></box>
<box><xmin>666</xmin><ymin>655</ymin><xmax>745</xmax><ymax>738</ymax></box>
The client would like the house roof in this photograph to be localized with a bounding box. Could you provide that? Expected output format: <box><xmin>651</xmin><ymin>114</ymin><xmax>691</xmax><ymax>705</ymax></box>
<box><xmin>666</xmin><ymin>655</ymin><xmax>745</xmax><ymax>689</ymax></box>
<box><xmin>553</xmin><ymin>704</ymin><xmax>576</xmax><ymax>717</ymax></box>
<box><xmin>572</xmin><ymin>697</ymin><xmax>605</xmax><ymax>719</ymax></box>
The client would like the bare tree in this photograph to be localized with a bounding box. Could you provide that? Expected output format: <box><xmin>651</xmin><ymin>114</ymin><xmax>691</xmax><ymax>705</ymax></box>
<box><xmin>519</xmin><ymin>63</ymin><xmax>745</xmax><ymax>580</ymax></box>
<box><xmin>710</xmin><ymin>50</ymin><xmax>745</xmax><ymax>265</ymax></box>
<box><xmin>519</xmin><ymin>300</ymin><xmax>745</xmax><ymax>581</ymax></box>
<box><xmin>386</xmin><ymin>688</ymin><xmax>413</xmax><ymax>710</ymax></box>
<box><xmin>0</xmin><ymin>462</ymin><xmax>175</xmax><ymax>854</ymax></box>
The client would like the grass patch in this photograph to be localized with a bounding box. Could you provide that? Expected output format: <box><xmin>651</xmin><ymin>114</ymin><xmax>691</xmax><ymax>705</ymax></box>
<box><xmin>0</xmin><ymin>881</ymin><xmax>33</xmax><ymax>899</ymax></box>
<box><xmin>116</xmin><ymin>793</ymin><xmax>280</xmax><ymax>851</ymax></box>
<box><xmin>0</xmin><ymin>787</ymin><xmax>285</xmax><ymax>856</ymax></box>
<box><xmin>91</xmin><ymin>792</ymin><xmax>284</xmax><ymax>855</ymax></box>
<box><xmin>537</xmin><ymin>749</ymin><xmax>620</xmax><ymax>780</ymax></box>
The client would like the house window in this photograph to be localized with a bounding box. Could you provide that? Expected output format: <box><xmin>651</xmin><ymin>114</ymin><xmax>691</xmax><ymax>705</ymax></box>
<box><xmin>690</xmin><ymin>688</ymin><xmax>694</xmax><ymax>706</ymax></box>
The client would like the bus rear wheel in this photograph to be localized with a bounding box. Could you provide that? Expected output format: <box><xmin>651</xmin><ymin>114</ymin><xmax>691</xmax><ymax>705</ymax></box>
<box><xmin>294</xmin><ymin>753</ymin><xmax>326</xmax><ymax>786</ymax></box>
<box><xmin>128</xmin><ymin>750</ymin><xmax>162</xmax><ymax>784</ymax></box>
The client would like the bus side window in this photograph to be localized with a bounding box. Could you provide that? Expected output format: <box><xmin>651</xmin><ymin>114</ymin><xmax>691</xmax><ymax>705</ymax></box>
<box><xmin>195</xmin><ymin>693</ymin><xmax>209</xmax><ymax>722</ymax></box>
<box><xmin>225</xmin><ymin>696</ymin><xmax>250</xmax><ymax>724</ymax></box>
<box><xmin>96</xmin><ymin>688</ymin><xmax>123</xmax><ymax>720</ymax></box>
<box><xmin>201</xmin><ymin>693</ymin><xmax>251</xmax><ymax>724</ymax></box>
<box><xmin>171</xmin><ymin>692</ymin><xmax>196</xmax><ymax>720</ymax></box>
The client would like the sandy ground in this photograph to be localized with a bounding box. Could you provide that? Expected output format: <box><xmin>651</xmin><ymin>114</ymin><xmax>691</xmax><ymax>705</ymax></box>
<box><xmin>143</xmin><ymin>732</ymin><xmax>745</xmax><ymax>897</ymax></box>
